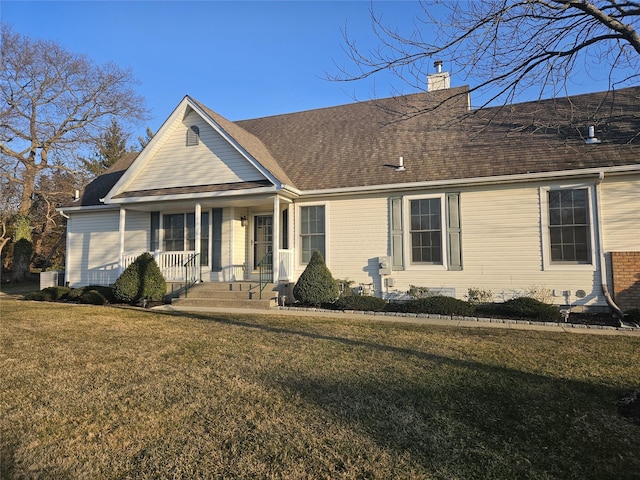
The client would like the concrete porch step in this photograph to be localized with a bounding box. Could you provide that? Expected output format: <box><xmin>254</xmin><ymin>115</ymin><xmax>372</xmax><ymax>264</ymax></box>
<box><xmin>171</xmin><ymin>282</ymin><xmax>279</xmax><ymax>309</ymax></box>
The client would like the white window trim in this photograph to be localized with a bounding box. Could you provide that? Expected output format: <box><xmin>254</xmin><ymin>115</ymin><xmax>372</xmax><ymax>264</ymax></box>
<box><xmin>158</xmin><ymin>210</ymin><xmax>212</xmax><ymax>268</ymax></box>
<box><xmin>404</xmin><ymin>194</ymin><xmax>448</xmax><ymax>271</ymax></box>
<box><xmin>296</xmin><ymin>202</ymin><xmax>330</xmax><ymax>269</ymax></box>
<box><xmin>539</xmin><ymin>184</ymin><xmax>597</xmax><ymax>271</ymax></box>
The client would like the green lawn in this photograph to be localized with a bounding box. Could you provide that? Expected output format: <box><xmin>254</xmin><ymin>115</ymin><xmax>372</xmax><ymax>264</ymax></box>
<box><xmin>1</xmin><ymin>299</ymin><xmax>639</xmax><ymax>479</ymax></box>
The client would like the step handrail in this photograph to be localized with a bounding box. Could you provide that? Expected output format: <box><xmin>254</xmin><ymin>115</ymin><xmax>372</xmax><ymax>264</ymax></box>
<box><xmin>257</xmin><ymin>251</ymin><xmax>273</xmax><ymax>299</ymax></box>
<box><xmin>183</xmin><ymin>253</ymin><xmax>201</xmax><ymax>298</ymax></box>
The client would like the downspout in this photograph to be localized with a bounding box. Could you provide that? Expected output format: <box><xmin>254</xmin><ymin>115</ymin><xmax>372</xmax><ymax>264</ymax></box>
<box><xmin>594</xmin><ymin>172</ymin><xmax>625</xmax><ymax>325</ymax></box>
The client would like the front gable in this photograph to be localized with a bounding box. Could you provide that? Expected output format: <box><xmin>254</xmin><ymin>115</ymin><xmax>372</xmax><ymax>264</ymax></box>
<box><xmin>103</xmin><ymin>97</ymin><xmax>281</xmax><ymax>204</ymax></box>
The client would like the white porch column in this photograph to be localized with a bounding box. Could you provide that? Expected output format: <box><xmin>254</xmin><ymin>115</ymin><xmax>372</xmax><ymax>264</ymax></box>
<box><xmin>118</xmin><ymin>207</ymin><xmax>126</xmax><ymax>276</ymax></box>
<box><xmin>195</xmin><ymin>202</ymin><xmax>202</xmax><ymax>260</ymax></box>
<box><xmin>272</xmin><ymin>195</ymin><xmax>280</xmax><ymax>282</ymax></box>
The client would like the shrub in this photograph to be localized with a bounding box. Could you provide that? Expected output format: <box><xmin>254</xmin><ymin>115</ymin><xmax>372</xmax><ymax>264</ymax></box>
<box><xmin>113</xmin><ymin>252</ymin><xmax>166</xmax><ymax>304</ymax></box>
<box><xmin>24</xmin><ymin>290</ymin><xmax>52</xmax><ymax>302</ymax></box>
<box><xmin>80</xmin><ymin>289</ymin><xmax>108</xmax><ymax>305</ymax></box>
<box><xmin>68</xmin><ymin>286</ymin><xmax>115</xmax><ymax>303</ymax></box>
<box><xmin>293</xmin><ymin>250</ymin><xmax>339</xmax><ymax>306</ymax></box>
<box><xmin>479</xmin><ymin>297</ymin><xmax>562</xmax><ymax>321</ymax></box>
<box><xmin>466</xmin><ymin>287</ymin><xmax>493</xmax><ymax>304</ymax></box>
<box><xmin>333</xmin><ymin>295</ymin><xmax>387</xmax><ymax>312</ymax></box>
<box><xmin>24</xmin><ymin>286</ymin><xmax>71</xmax><ymax>302</ymax></box>
<box><xmin>336</xmin><ymin>278</ymin><xmax>356</xmax><ymax>297</ymax></box>
<box><xmin>523</xmin><ymin>285</ymin><xmax>553</xmax><ymax>304</ymax></box>
<box><xmin>407</xmin><ymin>285</ymin><xmax>432</xmax><ymax>299</ymax></box>
<box><xmin>403</xmin><ymin>295</ymin><xmax>475</xmax><ymax>316</ymax></box>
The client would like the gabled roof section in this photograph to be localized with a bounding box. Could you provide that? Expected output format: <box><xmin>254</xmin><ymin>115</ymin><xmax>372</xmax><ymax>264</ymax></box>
<box><xmin>101</xmin><ymin>96</ymin><xmax>295</xmax><ymax>204</ymax></box>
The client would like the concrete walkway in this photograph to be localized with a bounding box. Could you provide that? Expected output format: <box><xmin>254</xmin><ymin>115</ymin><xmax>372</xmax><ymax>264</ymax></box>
<box><xmin>153</xmin><ymin>304</ymin><xmax>640</xmax><ymax>337</ymax></box>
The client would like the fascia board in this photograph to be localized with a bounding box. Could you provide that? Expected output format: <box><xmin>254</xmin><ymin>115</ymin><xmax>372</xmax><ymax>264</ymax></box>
<box><xmin>57</xmin><ymin>204</ymin><xmax>120</xmax><ymax>214</ymax></box>
<box><xmin>107</xmin><ymin>186</ymin><xmax>279</xmax><ymax>205</ymax></box>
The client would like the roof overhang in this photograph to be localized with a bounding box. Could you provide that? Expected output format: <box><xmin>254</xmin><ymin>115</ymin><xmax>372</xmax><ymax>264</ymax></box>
<box><xmin>296</xmin><ymin>164</ymin><xmax>640</xmax><ymax>199</ymax></box>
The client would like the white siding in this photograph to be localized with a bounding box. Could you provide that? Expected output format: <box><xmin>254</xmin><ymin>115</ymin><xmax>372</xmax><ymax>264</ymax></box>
<box><xmin>121</xmin><ymin>111</ymin><xmax>266</xmax><ymax>193</ymax></box>
<box><xmin>124</xmin><ymin>210</ymin><xmax>150</xmax><ymax>254</ymax></box>
<box><xmin>297</xmin><ymin>182</ymin><xmax>608</xmax><ymax>307</ymax></box>
<box><xmin>601</xmin><ymin>174</ymin><xmax>640</xmax><ymax>252</ymax></box>
<box><xmin>66</xmin><ymin>210</ymin><xmax>121</xmax><ymax>287</ymax></box>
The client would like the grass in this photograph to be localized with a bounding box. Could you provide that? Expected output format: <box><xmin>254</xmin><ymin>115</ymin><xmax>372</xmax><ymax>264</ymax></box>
<box><xmin>1</xmin><ymin>299</ymin><xmax>639</xmax><ymax>479</ymax></box>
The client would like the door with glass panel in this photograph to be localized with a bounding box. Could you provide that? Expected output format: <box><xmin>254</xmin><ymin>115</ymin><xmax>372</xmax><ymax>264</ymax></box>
<box><xmin>253</xmin><ymin>215</ymin><xmax>273</xmax><ymax>270</ymax></box>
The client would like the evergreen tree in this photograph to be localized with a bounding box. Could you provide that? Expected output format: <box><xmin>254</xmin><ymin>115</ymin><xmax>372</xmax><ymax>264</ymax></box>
<box><xmin>11</xmin><ymin>215</ymin><xmax>32</xmax><ymax>282</ymax></box>
<box><xmin>137</xmin><ymin>126</ymin><xmax>154</xmax><ymax>150</ymax></box>
<box><xmin>293</xmin><ymin>250</ymin><xmax>339</xmax><ymax>306</ymax></box>
<box><xmin>81</xmin><ymin>118</ymin><xmax>130</xmax><ymax>177</ymax></box>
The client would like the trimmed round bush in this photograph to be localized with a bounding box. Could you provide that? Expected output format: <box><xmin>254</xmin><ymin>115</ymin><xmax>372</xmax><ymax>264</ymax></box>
<box><xmin>333</xmin><ymin>295</ymin><xmax>387</xmax><ymax>312</ymax></box>
<box><xmin>80</xmin><ymin>289</ymin><xmax>108</xmax><ymax>305</ymax></box>
<box><xmin>293</xmin><ymin>250</ymin><xmax>339</xmax><ymax>306</ymax></box>
<box><xmin>482</xmin><ymin>297</ymin><xmax>562</xmax><ymax>321</ymax></box>
<box><xmin>403</xmin><ymin>295</ymin><xmax>476</xmax><ymax>316</ymax></box>
<box><xmin>113</xmin><ymin>252</ymin><xmax>166</xmax><ymax>304</ymax></box>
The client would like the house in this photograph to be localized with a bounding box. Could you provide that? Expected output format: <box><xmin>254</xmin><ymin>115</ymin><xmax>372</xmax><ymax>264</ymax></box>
<box><xmin>59</xmin><ymin>79</ymin><xmax>640</xmax><ymax>313</ymax></box>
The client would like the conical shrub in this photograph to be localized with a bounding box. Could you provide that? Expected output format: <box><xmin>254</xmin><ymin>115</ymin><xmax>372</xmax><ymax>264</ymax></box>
<box><xmin>293</xmin><ymin>250</ymin><xmax>339</xmax><ymax>306</ymax></box>
<box><xmin>113</xmin><ymin>252</ymin><xmax>166</xmax><ymax>304</ymax></box>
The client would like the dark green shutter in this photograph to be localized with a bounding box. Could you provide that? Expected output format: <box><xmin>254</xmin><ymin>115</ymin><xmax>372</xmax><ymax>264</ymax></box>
<box><xmin>150</xmin><ymin>212</ymin><xmax>160</xmax><ymax>251</ymax></box>
<box><xmin>446</xmin><ymin>193</ymin><xmax>462</xmax><ymax>270</ymax></box>
<box><xmin>211</xmin><ymin>208</ymin><xmax>223</xmax><ymax>272</ymax></box>
<box><xmin>389</xmin><ymin>196</ymin><xmax>404</xmax><ymax>270</ymax></box>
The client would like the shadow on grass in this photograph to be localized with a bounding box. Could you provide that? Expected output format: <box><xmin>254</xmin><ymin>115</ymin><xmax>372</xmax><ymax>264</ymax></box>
<box><xmin>153</xmin><ymin>309</ymin><xmax>640</xmax><ymax>479</ymax></box>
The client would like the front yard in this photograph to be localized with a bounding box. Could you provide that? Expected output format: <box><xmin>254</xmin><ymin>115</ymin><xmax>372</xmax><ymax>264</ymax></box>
<box><xmin>1</xmin><ymin>299</ymin><xmax>639</xmax><ymax>479</ymax></box>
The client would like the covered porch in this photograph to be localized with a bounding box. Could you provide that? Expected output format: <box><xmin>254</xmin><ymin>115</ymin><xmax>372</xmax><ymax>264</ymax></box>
<box><xmin>115</xmin><ymin>193</ymin><xmax>296</xmax><ymax>285</ymax></box>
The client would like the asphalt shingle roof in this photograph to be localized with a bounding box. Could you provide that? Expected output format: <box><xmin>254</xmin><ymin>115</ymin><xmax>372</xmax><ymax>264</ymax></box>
<box><xmin>72</xmin><ymin>86</ymin><xmax>640</xmax><ymax>207</ymax></box>
<box><xmin>237</xmin><ymin>85</ymin><xmax>640</xmax><ymax>191</ymax></box>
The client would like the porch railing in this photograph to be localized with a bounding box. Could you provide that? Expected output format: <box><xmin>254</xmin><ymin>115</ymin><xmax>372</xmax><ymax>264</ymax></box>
<box><xmin>122</xmin><ymin>251</ymin><xmax>196</xmax><ymax>283</ymax></box>
<box><xmin>258</xmin><ymin>251</ymin><xmax>273</xmax><ymax>299</ymax></box>
<box><xmin>183</xmin><ymin>253</ymin><xmax>201</xmax><ymax>298</ymax></box>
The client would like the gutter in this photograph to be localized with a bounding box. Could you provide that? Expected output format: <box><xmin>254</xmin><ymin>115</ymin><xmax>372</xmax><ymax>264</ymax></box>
<box><xmin>594</xmin><ymin>172</ymin><xmax>627</xmax><ymax>326</ymax></box>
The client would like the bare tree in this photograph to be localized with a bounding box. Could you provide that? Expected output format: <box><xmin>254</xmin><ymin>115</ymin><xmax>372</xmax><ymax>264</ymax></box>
<box><xmin>0</xmin><ymin>24</ymin><xmax>148</xmax><ymax>216</ymax></box>
<box><xmin>335</xmin><ymin>1</ymin><xmax>639</xmax><ymax>109</ymax></box>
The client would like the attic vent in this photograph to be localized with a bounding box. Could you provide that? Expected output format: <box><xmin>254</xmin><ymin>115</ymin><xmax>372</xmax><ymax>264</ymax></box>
<box><xmin>187</xmin><ymin>125</ymin><xmax>200</xmax><ymax>146</ymax></box>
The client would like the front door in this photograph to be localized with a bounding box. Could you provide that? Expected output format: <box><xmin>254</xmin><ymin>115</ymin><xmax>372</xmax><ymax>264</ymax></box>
<box><xmin>253</xmin><ymin>215</ymin><xmax>273</xmax><ymax>270</ymax></box>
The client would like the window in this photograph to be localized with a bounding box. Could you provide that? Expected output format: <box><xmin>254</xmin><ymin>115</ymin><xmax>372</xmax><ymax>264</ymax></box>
<box><xmin>391</xmin><ymin>194</ymin><xmax>461</xmax><ymax>270</ymax></box>
<box><xmin>163</xmin><ymin>214</ymin><xmax>185</xmax><ymax>252</ymax></box>
<box><xmin>161</xmin><ymin>212</ymin><xmax>210</xmax><ymax>266</ymax></box>
<box><xmin>186</xmin><ymin>125</ymin><xmax>199</xmax><ymax>146</ymax></box>
<box><xmin>548</xmin><ymin>188</ymin><xmax>591</xmax><ymax>263</ymax></box>
<box><xmin>300</xmin><ymin>205</ymin><xmax>325</xmax><ymax>263</ymax></box>
<box><xmin>410</xmin><ymin>198</ymin><xmax>442</xmax><ymax>264</ymax></box>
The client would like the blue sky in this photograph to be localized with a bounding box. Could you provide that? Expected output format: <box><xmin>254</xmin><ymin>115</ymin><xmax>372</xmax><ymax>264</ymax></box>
<box><xmin>1</xmin><ymin>0</ymin><xmax>624</xmax><ymax>142</ymax></box>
